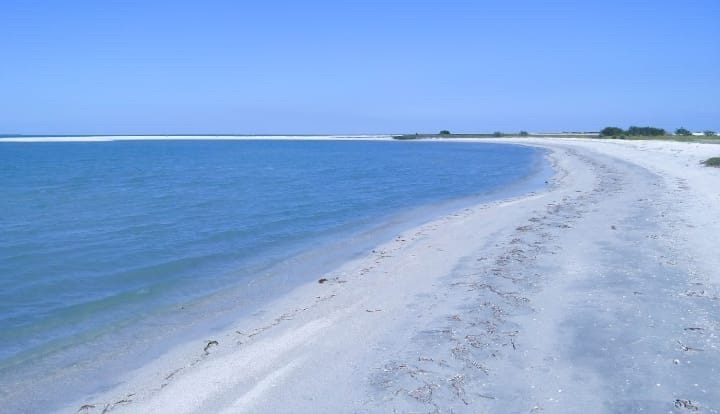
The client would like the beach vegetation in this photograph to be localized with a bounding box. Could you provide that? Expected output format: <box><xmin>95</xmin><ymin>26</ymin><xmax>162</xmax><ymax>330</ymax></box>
<box><xmin>601</xmin><ymin>126</ymin><xmax>667</xmax><ymax>138</ymax></box>
<box><xmin>600</xmin><ymin>127</ymin><xmax>625</xmax><ymax>137</ymax></box>
<box><xmin>675</xmin><ymin>127</ymin><xmax>692</xmax><ymax>136</ymax></box>
<box><xmin>702</xmin><ymin>157</ymin><xmax>720</xmax><ymax>167</ymax></box>
<box><xmin>391</xmin><ymin>128</ymin><xmax>716</xmax><ymax>142</ymax></box>
<box><xmin>627</xmin><ymin>126</ymin><xmax>666</xmax><ymax>136</ymax></box>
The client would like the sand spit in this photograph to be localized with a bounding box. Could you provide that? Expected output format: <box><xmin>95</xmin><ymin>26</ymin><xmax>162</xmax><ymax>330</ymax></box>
<box><xmin>64</xmin><ymin>138</ymin><xmax>719</xmax><ymax>414</ymax></box>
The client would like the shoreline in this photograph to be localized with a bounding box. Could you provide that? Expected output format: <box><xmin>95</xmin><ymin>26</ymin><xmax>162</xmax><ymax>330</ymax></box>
<box><xmin>57</xmin><ymin>138</ymin><xmax>720</xmax><ymax>412</ymax></box>
<box><xmin>0</xmin><ymin>135</ymin><xmax>396</xmax><ymax>143</ymax></box>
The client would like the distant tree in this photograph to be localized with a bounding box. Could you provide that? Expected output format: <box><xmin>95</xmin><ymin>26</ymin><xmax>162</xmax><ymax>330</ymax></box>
<box><xmin>675</xmin><ymin>127</ymin><xmax>692</xmax><ymax>136</ymax></box>
<box><xmin>600</xmin><ymin>127</ymin><xmax>625</xmax><ymax>137</ymax></box>
<box><xmin>439</xmin><ymin>130</ymin><xmax>451</xmax><ymax>135</ymax></box>
<box><xmin>627</xmin><ymin>126</ymin><xmax>666</xmax><ymax>136</ymax></box>
<box><xmin>703</xmin><ymin>130</ymin><xmax>716</xmax><ymax>137</ymax></box>
<box><xmin>493</xmin><ymin>131</ymin><xmax>504</xmax><ymax>137</ymax></box>
<box><xmin>519</xmin><ymin>130</ymin><xmax>529</xmax><ymax>136</ymax></box>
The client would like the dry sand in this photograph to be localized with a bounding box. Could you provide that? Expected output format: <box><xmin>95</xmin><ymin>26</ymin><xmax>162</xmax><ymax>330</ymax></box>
<box><xmin>66</xmin><ymin>138</ymin><xmax>720</xmax><ymax>414</ymax></box>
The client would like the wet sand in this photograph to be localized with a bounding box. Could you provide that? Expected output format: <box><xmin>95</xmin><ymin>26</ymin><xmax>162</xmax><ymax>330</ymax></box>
<box><xmin>66</xmin><ymin>138</ymin><xmax>720</xmax><ymax>414</ymax></box>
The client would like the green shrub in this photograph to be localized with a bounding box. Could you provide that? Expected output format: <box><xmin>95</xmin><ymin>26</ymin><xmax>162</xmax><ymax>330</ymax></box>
<box><xmin>439</xmin><ymin>130</ymin><xmax>451</xmax><ymax>135</ymax></box>
<box><xmin>600</xmin><ymin>126</ymin><xmax>625</xmax><ymax>137</ymax></box>
<box><xmin>493</xmin><ymin>131</ymin><xmax>504</xmax><ymax>137</ymax></box>
<box><xmin>702</xmin><ymin>157</ymin><xmax>720</xmax><ymax>167</ymax></box>
<box><xmin>627</xmin><ymin>126</ymin><xmax>666</xmax><ymax>136</ymax></box>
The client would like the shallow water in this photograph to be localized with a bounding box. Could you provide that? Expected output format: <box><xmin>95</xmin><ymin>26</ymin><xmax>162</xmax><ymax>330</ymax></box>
<box><xmin>0</xmin><ymin>139</ymin><xmax>547</xmax><ymax>410</ymax></box>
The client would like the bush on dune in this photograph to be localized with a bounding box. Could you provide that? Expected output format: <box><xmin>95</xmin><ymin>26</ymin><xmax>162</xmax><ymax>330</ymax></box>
<box><xmin>675</xmin><ymin>127</ymin><xmax>692</xmax><ymax>136</ymax></box>
<box><xmin>702</xmin><ymin>157</ymin><xmax>720</xmax><ymax>167</ymax></box>
<box><xmin>600</xmin><ymin>126</ymin><xmax>625</xmax><ymax>137</ymax></box>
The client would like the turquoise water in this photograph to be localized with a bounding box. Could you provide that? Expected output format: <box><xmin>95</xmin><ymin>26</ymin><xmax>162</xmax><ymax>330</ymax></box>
<box><xmin>0</xmin><ymin>139</ymin><xmax>547</xmax><ymax>410</ymax></box>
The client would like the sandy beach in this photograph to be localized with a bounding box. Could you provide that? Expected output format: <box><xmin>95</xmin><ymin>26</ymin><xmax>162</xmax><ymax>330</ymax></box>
<box><xmin>65</xmin><ymin>138</ymin><xmax>720</xmax><ymax>414</ymax></box>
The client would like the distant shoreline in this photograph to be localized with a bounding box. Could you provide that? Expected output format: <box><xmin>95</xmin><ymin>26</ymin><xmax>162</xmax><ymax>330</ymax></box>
<box><xmin>0</xmin><ymin>134</ymin><xmax>395</xmax><ymax>142</ymax></box>
<box><xmin>3</xmin><ymin>133</ymin><xmax>719</xmax><ymax>144</ymax></box>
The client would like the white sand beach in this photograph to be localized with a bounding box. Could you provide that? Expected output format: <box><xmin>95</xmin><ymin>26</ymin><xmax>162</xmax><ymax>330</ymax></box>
<box><xmin>65</xmin><ymin>138</ymin><xmax>720</xmax><ymax>413</ymax></box>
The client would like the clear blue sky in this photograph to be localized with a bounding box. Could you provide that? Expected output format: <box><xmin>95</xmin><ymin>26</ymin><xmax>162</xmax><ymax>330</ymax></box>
<box><xmin>1</xmin><ymin>0</ymin><xmax>718</xmax><ymax>134</ymax></box>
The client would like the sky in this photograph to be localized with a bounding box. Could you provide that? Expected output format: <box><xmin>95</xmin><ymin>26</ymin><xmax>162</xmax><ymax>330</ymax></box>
<box><xmin>0</xmin><ymin>0</ymin><xmax>718</xmax><ymax>135</ymax></box>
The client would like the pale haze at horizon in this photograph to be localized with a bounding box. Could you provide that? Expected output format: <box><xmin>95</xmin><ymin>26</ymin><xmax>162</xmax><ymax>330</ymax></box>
<box><xmin>0</xmin><ymin>0</ymin><xmax>718</xmax><ymax>135</ymax></box>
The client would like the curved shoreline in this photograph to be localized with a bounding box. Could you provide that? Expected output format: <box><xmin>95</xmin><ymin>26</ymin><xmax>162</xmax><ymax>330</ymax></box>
<box><xmin>60</xmin><ymin>138</ymin><xmax>720</xmax><ymax>413</ymax></box>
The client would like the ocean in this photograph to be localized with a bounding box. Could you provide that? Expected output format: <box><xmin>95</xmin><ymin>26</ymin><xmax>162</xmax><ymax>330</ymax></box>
<box><xmin>0</xmin><ymin>138</ymin><xmax>548</xmax><ymax>411</ymax></box>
